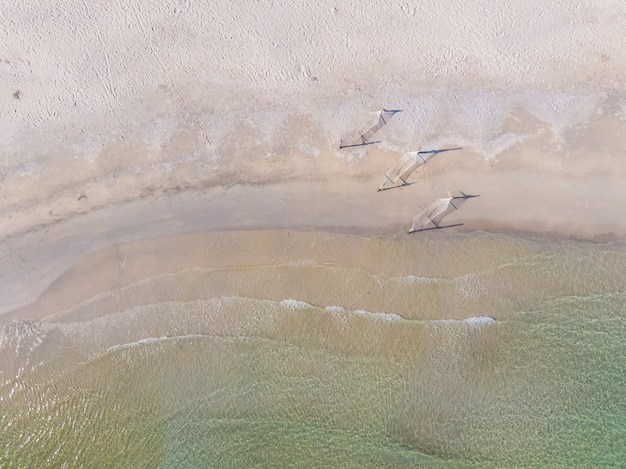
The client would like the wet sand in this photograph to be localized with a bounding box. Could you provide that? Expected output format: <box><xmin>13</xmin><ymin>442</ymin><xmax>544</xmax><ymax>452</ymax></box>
<box><xmin>3</xmin><ymin>133</ymin><xmax>626</xmax><ymax>323</ymax></box>
<box><xmin>2</xmin><ymin>0</ymin><xmax>626</xmax><ymax>322</ymax></box>
<box><xmin>2</xmin><ymin>4</ymin><xmax>626</xmax><ymax>466</ymax></box>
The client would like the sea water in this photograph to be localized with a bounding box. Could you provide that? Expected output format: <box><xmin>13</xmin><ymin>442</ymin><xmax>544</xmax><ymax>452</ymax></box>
<box><xmin>1</xmin><ymin>230</ymin><xmax>625</xmax><ymax>468</ymax></box>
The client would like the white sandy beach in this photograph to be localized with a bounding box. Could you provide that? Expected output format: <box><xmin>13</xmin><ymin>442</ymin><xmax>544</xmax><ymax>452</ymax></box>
<box><xmin>2</xmin><ymin>0</ymin><xmax>626</xmax><ymax>321</ymax></box>
<box><xmin>4</xmin><ymin>5</ymin><xmax>626</xmax><ymax>467</ymax></box>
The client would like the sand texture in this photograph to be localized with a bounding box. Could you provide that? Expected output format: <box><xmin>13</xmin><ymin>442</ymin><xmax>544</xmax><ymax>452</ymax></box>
<box><xmin>2</xmin><ymin>4</ymin><xmax>626</xmax><ymax>467</ymax></box>
<box><xmin>2</xmin><ymin>0</ymin><xmax>626</xmax><ymax>315</ymax></box>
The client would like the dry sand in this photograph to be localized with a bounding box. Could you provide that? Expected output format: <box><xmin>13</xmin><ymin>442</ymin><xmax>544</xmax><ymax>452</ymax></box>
<box><xmin>2</xmin><ymin>0</ymin><xmax>626</xmax><ymax>321</ymax></box>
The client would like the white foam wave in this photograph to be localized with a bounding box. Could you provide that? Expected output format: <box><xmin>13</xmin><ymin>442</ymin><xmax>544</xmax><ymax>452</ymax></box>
<box><xmin>353</xmin><ymin>309</ymin><xmax>403</xmax><ymax>321</ymax></box>
<box><xmin>425</xmin><ymin>316</ymin><xmax>496</xmax><ymax>327</ymax></box>
<box><xmin>279</xmin><ymin>299</ymin><xmax>312</xmax><ymax>309</ymax></box>
<box><xmin>401</xmin><ymin>275</ymin><xmax>440</xmax><ymax>284</ymax></box>
<box><xmin>463</xmin><ymin>316</ymin><xmax>496</xmax><ymax>326</ymax></box>
<box><xmin>323</xmin><ymin>305</ymin><xmax>404</xmax><ymax>321</ymax></box>
<box><xmin>106</xmin><ymin>334</ymin><xmax>205</xmax><ymax>353</ymax></box>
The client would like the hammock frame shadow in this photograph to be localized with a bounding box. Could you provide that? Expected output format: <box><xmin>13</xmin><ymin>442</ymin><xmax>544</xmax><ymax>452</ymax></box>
<box><xmin>378</xmin><ymin>147</ymin><xmax>462</xmax><ymax>191</ymax></box>
<box><xmin>339</xmin><ymin>109</ymin><xmax>402</xmax><ymax>149</ymax></box>
<box><xmin>408</xmin><ymin>223</ymin><xmax>464</xmax><ymax>234</ymax></box>
<box><xmin>408</xmin><ymin>192</ymin><xmax>479</xmax><ymax>234</ymax></box>
<box><xmin>338</xmin><ymin>140</ymin><xmax>382</xmax><ymax>149</ymax></box>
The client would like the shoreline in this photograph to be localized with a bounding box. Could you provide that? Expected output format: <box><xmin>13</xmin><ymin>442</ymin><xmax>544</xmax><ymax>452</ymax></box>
<box><xmin>0</xmin><ymin>226</ymin><xmax>606</xmax><ymax>326</ymax></box>
<box><xmin>2</xmin><ymin>3</ymin><xmax>626</xmax><ymax>466</ymax></box>
<box><xmin>2</xmin><ymin>170</ymin><xmax>625</xmax><ymax>324</ymax></box>
<box><xmin>3</xmin><ymin>123</ymin><xmax>626</xmax><ymax>323</ymax></box>
<box><xmin>2</xmin><ymin>0</ymin><xmax>626</xmax><ymax>325</ymax></box>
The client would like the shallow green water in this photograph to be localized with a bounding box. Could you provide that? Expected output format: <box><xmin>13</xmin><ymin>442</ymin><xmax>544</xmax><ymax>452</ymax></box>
<box><xmin>1</xmin><ymin>232</ymin><xmax>625</xmax><ymax>468</ymax></box>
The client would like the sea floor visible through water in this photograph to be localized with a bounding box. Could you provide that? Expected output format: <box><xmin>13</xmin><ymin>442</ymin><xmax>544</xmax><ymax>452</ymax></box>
<box><xmin>1</xmin><ymin>230</ymin><xmax>625</xmax><ymax>468</ymax></box>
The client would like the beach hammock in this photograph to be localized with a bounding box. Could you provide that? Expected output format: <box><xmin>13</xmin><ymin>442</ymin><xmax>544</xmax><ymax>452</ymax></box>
<box><xmin>409</xmin><ymin>192</ymin><xmax>479</xmax><ymax>233</ymax></box>
<box><xmin>340</xmin><ymin>109</ymin><xmax>402</xmax><ymax>148</ymax></box>
<box><xmin>378</xmin><ymin>147</ymin><xmax>462</xmax><ymax>191</ymax></box>
<box><xmin>378</xmin><ymin>151</ymin><xmax>435</xmax><ymax>190</ymax></box>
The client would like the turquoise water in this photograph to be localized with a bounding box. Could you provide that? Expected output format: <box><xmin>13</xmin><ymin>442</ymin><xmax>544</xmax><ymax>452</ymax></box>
<box><xmin>1</xmin><ymin>231</ymin><xmax>625</xmax><ymax>468</ymax></box>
